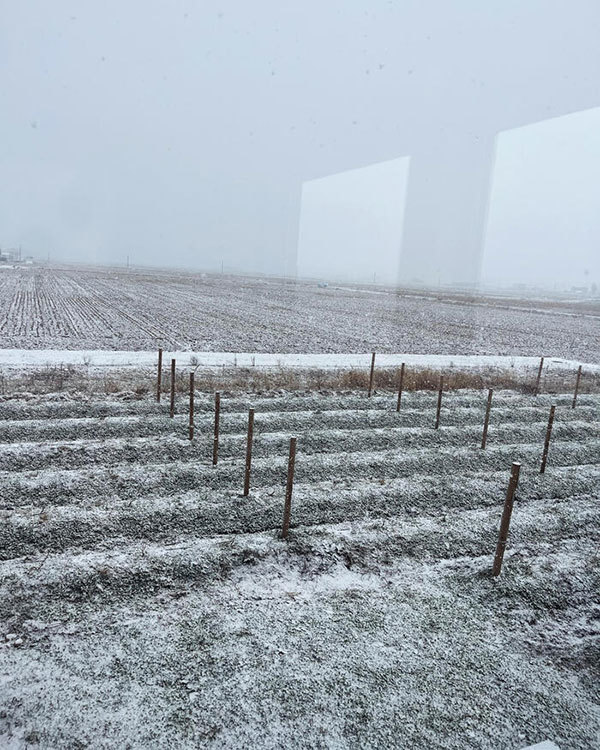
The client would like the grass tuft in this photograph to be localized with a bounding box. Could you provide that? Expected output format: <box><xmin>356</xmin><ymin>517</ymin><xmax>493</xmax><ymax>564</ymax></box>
<box><xmin>0</xmin><ymin>362</ymin><xmax>597</xmax><ymax>398</ymax></box>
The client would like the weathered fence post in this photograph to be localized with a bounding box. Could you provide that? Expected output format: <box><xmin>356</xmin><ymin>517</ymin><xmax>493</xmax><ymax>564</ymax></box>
<box><xmin>492</xmin><ymin>462</ymin><xmax>521</xmax><ymax>576</ymax></box>
<box><xmin>572</xmin><ymin>365</ymin><xmax>582</xmax><ymax>408</ymax></box>
<box><xmin>281</xmin><ymin>437</ymin><xmax>297</xmax><ymax>539</ymax></box>
<box><xmin>534</xmin><ymin>356</ymin><xmax>544</xmax><ymax>396</ymax></box>
<box><xmin>170</xmin><ymin>358</ymin><xmax>176</xmax><ymax>418</ymax></box>
<box><xmin>396</xmin><ymin>362</ymin><xmax>405</xmax><ymax>412</ymax></box>
<box><xmin>540</xmin><ymin>404</ymin><xmax>556</xmax><ymax>474</ymax></box>
<box><xmin>434</xmin><ymin>374</ymin><xmax>444</xmax><ymax>429</ymax></box>
<box><xmin>368</xmin><ymin>352</ymin><xmax>376</xmax><ymax>397</ymax></box>
<box><xmin>212</xmin><ymin>391</ymin><xmax>220</xmax><ymax>465</ymax></box>
<box><xmin>243</xmin><ymin>408</ymin><xmax>255</xmax><ymax>496</ymax></box>
<box><xmin>188</xmin><ymin>372</ymin><xmax>194</xmax><ymax>441</ymax></box>
<box><xmin>156</xmin><ymin>348</ymin><xmax>163</xmax><ymax>402</ymax></box>
<box><xmin>481</xmin><ymin>388</ymin><xmax>493</xmax><ymax>449</ymax></box>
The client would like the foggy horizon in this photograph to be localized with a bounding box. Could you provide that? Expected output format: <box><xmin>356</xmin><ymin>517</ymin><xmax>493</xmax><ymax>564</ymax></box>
<box><xmin>2</xmin><ymin>1</ymin><xmax>599</xmax><ymax>290</ymax></box>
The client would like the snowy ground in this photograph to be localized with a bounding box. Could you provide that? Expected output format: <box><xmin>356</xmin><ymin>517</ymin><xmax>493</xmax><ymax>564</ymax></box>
<box><xmin>0</xmin><ymin>349</ymin><xmax>598</xmax><ymax>374</ymax></box>
<box><xmin>1</xmin><ymin>265</ymin><xmax>598</xmax><ymax>361</ymax></box>
<box><xmin>1</xmin><ymin>387</ymin><xmax>598</xmax><ymax>748</ymax></box>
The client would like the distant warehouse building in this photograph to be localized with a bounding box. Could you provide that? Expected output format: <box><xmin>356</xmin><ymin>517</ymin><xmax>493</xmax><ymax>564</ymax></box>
<box><xmin>0</xmin><ymin>248</ymin><xmax>25</xmax><ymax>263</ymax></box>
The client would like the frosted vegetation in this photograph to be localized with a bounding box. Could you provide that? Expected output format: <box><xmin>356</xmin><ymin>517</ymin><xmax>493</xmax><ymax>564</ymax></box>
<box><xmin>1</xmin><ymin>387</ymin><xmax>598</xmax><ymax>748</ymax></box>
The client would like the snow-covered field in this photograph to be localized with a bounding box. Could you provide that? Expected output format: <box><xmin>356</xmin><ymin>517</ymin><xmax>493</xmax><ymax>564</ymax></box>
<box><xmin>1</xmin><ymin>264</ymin><xmax>598</xmax><ymax>747</ymax></box>
<box><xmin>1</xmin><ymin>387</ymin><xmax>598</xmax><ymax>748</ymax></box>
<box><xmin>1</xmin><ymin>264</ymin><xmax>598</xmax><ymax>361</ymax></box>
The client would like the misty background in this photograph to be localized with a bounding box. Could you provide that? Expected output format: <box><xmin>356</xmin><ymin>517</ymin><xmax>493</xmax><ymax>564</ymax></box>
<box><xmin>1</xmin><ymin>1</ymin><xmax>599</xmax><ymax>289</ymax></box>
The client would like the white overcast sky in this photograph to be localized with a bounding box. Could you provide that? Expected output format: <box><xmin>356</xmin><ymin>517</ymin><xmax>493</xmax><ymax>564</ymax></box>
<box><xmin>1</xmin><ymin>1</ymin><xmax>599</xmax><ymax>288</ymax></box>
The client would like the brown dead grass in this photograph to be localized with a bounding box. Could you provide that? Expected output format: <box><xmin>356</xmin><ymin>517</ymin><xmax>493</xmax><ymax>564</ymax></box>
<box><xmin>1</xmin><ymin>362</ymin><xmax>598</xmax><ymax>398</ymax></box>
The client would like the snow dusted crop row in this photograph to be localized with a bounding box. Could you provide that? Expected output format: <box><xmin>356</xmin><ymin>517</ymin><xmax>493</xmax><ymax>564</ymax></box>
<box><xmin>1</xmin><ymin>265</ymin><xmax>598</xmax><ymax>361</ymax></box>
<box><xmin>0</xmin><ymin>387</ymin><xmax>598</xmax><ymax>749</ymax></box>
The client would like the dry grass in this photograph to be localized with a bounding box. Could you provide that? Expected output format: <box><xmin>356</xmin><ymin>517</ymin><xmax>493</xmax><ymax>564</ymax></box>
<box><xmin>0</xmin><ymin>362</ymin><xmax>598</xmax><ymax>398</ymax></box>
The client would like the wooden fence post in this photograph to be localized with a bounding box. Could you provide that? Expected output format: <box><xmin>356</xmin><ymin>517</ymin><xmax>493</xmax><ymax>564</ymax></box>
<box><xmin>189</xmin><ymin>372</ymin><xmax>194</xmax><ymax>441</ymax></box>
<box><xmin>281</xmin><ymin>437</ymin><xmax>297</xmax><ymax>539</ymax></box>
<box><xmin>368</xmin><ymin>352</ymin><xmax>376</xmax><ymax>397</ymax></box>
<box><xmin>434</xmin><ymin>374</ymin><xmax>444</xmax><ymax>429</ymax></box>
<box><xmin>572</xmin><ymin>365</ymin><xmax>582</xmax><ymax>408</ymax></box>
<box><xmin>481</xmin><ymin>388</ymin><xmax>493</xmax><ymax>449</ymax></box>
<box><xmin>170</xmin><ymin>358</ymin><xmax>176</xmax><ymax>418</ymax></box>
<box><xmin>243</xmin><ymin>408</ymin><xmax>255</xmax><ymax>496</ymax></box>
<box><xmin>212</xmin><ymin>391</ymin><xmax>220</xmax><ymax>465</ymax></box>
<box><xmin>156</xmin><ymin>348</ymin><xmax>163</xmax><ymax>402</ymax></box>
<box><xmin>540</xmin><ymin>404</ymin><xmax>556</xmax><ymax>474</ymax></box>
<box><xmin>396</xmin><ymin>362</ymin><xmax>405</xmax><ymax>412</ymax></box>
<box><xmin>534</xmin><ymin>356</ymin><xmax>544</xmax><ymax>396</ymax></box>
<box><xmin>492</xmin><ymin>462</ymin><xmax>521</xmax><ymax>576</ymax></box>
